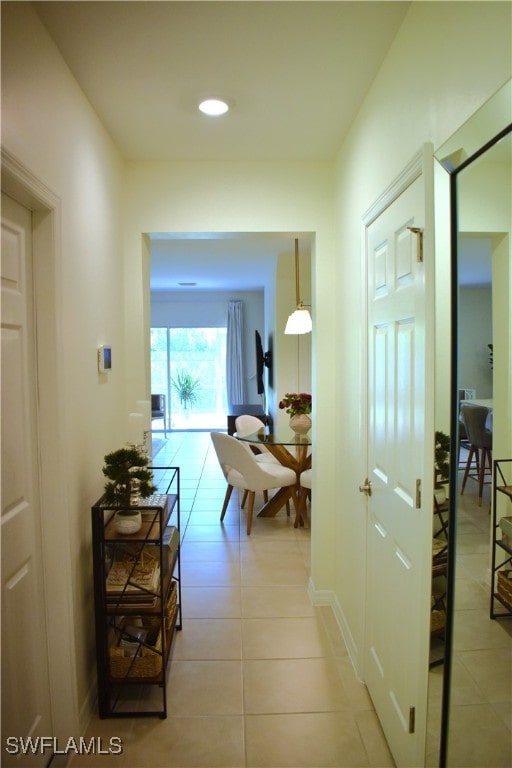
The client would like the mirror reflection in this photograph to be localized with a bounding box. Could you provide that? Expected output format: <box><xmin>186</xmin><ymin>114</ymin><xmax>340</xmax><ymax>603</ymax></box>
<box><xmin>445</xmin><ymin>126</ymin><xmax>511</xmax><ymax>767</ymax></box>
<box><xmin>429</xmin><ymin>81</ymin><xmax>511</xmax><ymax>768</ymax></box>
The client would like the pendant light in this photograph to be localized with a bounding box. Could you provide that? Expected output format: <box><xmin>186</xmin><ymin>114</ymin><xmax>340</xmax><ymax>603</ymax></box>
<box><xmin>284</xmin><ymin>238</ymin><xmax>312</xmax><ymax>334</ymax></box>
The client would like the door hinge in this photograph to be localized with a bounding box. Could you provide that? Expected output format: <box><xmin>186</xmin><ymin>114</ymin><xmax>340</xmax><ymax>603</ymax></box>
<box><xmin>407</xmin><ymin>226</ymin><xmax>423</xmax><ymax>263</ymax></box>
<box><xmin>415</xmin><ymin>479</ymin><xmax>421</xmax><ymax>509</ymax></box>
<box><xmin>409</xmin><ymin>706</ymin><xmax>416</xmax><ymax>734</ymax></box>
<box><xmin>359</xmin><ymin>478</ymin><xmax>372</xmax><ymax>497</ymax></box>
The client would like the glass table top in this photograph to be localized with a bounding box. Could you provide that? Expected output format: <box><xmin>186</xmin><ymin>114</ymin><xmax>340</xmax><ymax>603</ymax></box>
<box><xmin>236</xmin><ymin>428</ymin><xmax>311</xmax><ymax>447</ymax></box>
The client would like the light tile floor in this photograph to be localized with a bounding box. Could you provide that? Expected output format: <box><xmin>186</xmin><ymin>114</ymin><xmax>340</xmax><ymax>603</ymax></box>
<box><xmin>73</xmin><ymin>431</ymin><xmax>394</xmax><ymax>768</ymax></box>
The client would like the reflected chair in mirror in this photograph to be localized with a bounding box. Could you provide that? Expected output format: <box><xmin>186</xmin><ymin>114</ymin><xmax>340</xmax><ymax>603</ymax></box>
<box><xmin>460</xmin><ymin>404</ymin><xmax>492</xmax><ymax>507</ymax></box>
<box><xmin>458</xmin><ymin>399</ymin><xmax>472</xmax><ymax>470</ymax></box>
<box><xmin>210</xmin><ymin>431</ymin><xmax>297</xmax><ymax>535</ymax></box>
<box><xmin>297</xmin><ymin>468</ymin><xmax>312</xmax><ymax>529</ymax></box>
<box><xmin>151</xmin><ymin>394</ymin><xmax>167</xmax><ymax>437</ymax></box>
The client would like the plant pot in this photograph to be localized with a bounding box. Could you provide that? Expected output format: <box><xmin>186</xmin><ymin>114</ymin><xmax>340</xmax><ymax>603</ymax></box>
<box><xmin>289</xmin><ymin>414</ymin><xmax>312</xmax><ymax>435</ymax></box>
<box><xmin>114</xmin><ymin>510</ymin><xmax>142</xmax><ymax>535</ymax></box>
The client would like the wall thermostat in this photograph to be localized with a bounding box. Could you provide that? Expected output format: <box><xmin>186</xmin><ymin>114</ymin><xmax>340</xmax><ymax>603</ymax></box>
<box><xmin>97</xmin><ymin>345</ymin><xmax>112</xmax><ymax>373</ymax></box>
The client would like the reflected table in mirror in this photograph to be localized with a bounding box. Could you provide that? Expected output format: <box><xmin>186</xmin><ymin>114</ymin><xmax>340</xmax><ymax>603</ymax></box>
<box><xmin>236</xmin><ymin>429</ymin><xmax>312</xmax><ymax>525</ymax></box>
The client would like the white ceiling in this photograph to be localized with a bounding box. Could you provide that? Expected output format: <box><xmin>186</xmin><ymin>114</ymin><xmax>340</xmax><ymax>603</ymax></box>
<box><xmin>149</xmin><ymin>232</ymin><xmax>303</xmax><ymax>291</ymax></box>
<box><xmin>36</xmin><ymin>1</ymin><xmax>409</xmax><ymax>163</ymax></box>
<box><xmin>35</xmin><ymin>1</ymin><xmax>411</xmax><ymax>291</ymax></box>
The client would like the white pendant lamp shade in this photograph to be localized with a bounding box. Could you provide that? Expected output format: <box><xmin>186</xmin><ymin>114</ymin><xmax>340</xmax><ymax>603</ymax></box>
<box><xmin>285</xmin><ymin>306</ymin><xmax>312</xmax><ymax>335</ymax></box>
<box><xmin>284</xmin><ymin>238</ymin><xmax>312</xmax><ymax>335</ymax></box>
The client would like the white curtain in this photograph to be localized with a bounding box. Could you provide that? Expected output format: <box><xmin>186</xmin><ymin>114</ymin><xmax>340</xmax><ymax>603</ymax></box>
<box><xmin>226</xmin><ymin>300</ymin><xmax>245</xmax><ymax>406</ymax></box>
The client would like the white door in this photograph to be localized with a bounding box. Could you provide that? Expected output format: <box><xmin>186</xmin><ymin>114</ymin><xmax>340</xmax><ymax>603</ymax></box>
<box><xmin>1</xmin><ymin>193</ymin><xmax>53</xmax><ymax>766</ymax></box>
<box><xmin>364</xmin><ymin>153</ymin><xmax>434</xmax><ymax>767</ymax></box>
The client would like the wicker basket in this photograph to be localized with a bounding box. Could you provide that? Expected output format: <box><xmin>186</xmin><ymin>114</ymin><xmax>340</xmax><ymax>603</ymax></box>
<box><xmin>430</xmin><ymin>609</ymin><xmax>445</xmax><ymax>634</ymax></box>
<box><xmin>497</xmin><ymin>570</ymin><xmax>512</xmax><ymax>608</ymax></box>
<box><xmin>165</xmin><ymin>581</ymin><xmax>178</xmax><ymax>630</ymax></box>
<box><xmin>109</xmin><ymin>617</ymin><xmax>162</xmax><ymax>679</ymax></box>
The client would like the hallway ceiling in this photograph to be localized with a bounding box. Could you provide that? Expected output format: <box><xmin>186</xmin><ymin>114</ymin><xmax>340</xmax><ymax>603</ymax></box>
<box><xmin>36</xmin><ymin>1</ymin><xmax>409</xmax><ymax>162</ymax></box>
<box><xmin>35</xmin><ymin>1</ymin><xmax>410</xmax><ymax>291</ymax></box>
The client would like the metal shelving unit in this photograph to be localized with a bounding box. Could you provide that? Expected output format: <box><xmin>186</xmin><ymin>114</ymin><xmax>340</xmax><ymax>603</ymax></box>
<box><xmin>91</xmin><ymin>466</ymin><xmax>181</xmax><ymax>718</ymax></box>
<box><xmin>490</xmin><ymin>459</ymin><xmax>512</xmax><ymax>620</ymax></box>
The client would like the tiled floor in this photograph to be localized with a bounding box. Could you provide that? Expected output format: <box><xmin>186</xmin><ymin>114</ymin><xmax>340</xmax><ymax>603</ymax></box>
<box><xmin>73</xmin><ymin>431</ymin><xmax>394</xmax><ymax>768</ymax></box>
<box><xmin>426</xmin><ymin>461</ymin><xmax>512</xmax><ymax>767</ymax></box>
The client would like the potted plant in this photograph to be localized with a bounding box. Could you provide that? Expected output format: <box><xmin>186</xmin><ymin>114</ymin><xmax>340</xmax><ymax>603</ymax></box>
<box><xmin>102</xmin><ymin>447</ymin><xmax>157</xmax><ymax>534</ymax></box>
<box><xmin>171</xmin><ymin>370</ymin><xmax>201</xmax><ymax>411</ymax></box>
<box><xmin>434</xmin><ymin>430</ymin><xmax>450</xmax><ymax>504</ymax></box>
<box><xmin>278</xmin><ymin>392</ymin><xmax>312</xmax><ymax>434</ymax></box>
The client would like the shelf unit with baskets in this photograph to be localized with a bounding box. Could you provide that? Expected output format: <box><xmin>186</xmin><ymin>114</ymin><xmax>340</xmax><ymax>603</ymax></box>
<box><xmin>491</xmin><ymin>458</ymin><xmax>512</xmax><ymax>620</ymax></box>
<box><xmin>430</xmin><ymin>485</ymin><xmax>449</xmax><ymax>667</ymax></box>
<box><xmin>91</xmin><ymin>465</ymin><xmax>181</xmax><ymax>718</ymax></box>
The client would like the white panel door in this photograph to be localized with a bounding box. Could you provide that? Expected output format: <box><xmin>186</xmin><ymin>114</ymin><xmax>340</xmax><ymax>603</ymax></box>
<box><xmin>1</xmin><ymin>193</ymin><xmax>53</xmax><ymax>766</ymax></box>
<box><xmin>364</xmin><ymin>164</ymin><xmax>433</xmax><ymax>767</ymax></box>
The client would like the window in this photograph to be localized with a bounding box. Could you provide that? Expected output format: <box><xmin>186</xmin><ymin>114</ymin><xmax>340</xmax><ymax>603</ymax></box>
<box><xmin>151</xmin><ymin>327</ymin><xmax>227</xmax><ymax>430</ymax></box>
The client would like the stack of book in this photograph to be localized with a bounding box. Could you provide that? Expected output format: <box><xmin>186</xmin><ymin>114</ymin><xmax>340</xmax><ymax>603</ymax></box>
<box><xmin>106</xmin><ymin>547</ymin><xmax>160</xmax><ymax>607</ymax></box>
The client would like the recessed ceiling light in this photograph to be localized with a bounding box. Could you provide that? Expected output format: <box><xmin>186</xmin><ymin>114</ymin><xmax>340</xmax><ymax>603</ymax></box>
<box><xmin>198</xmin><ymin>98</ymin><xmax>229</xmax><ymax>116</ymax></box>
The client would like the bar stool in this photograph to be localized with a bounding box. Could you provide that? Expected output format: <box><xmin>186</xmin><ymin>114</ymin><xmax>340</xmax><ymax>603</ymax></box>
<box><xmin>460</xmin><ymin>404</ymin><xmax>492</xmax><ymax>507</ymax></box>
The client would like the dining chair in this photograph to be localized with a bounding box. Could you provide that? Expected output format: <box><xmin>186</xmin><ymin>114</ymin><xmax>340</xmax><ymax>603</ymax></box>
<box><xmin>234</xmin><ymin>414</ymin><xmax>277</xmax><ymax>462</ymax></box>
<box><xmin>208</xmin><ymin>422</ymin><xmax>274</xmax><ymax>521</ymax></box>
<box><xmin>151</xmin><ymin>394</ymin><xmax>167</xmax><ymax>437</ymax></box>
<box><xmin>460</xmin><ymin>404</ymin><xmax>492</xmax><ymax>507</ymax></box>
<box><xmin>235</xmin><ymin>414</ymin><xmax>286</xmax><ymax>510</ymax></box>
<box><xmin>297</xmin><ymin>468</ymin><xmax>312</xmax><ymax>528</ymax></box>
<box><xmin>210</xmin><ymin>432</ymin><xmax>297</xmax><ymax>534</ymax></box>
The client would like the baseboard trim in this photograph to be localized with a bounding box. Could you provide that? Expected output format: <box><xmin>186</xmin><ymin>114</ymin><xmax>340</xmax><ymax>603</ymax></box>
<box><xmin>308</xmin><ymin>578</ymin><xmax>362</xmax><ymax>680</ymax></box>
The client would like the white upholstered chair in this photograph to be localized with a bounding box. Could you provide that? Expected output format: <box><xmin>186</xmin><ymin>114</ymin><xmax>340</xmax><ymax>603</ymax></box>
<box><xmin>235</xmin><ymin>414</ymin><xmax>292</xmax><ymax>516</ymax></box>
<box><xmin>234</xmin><ymin>415</ymin><xmax>276</xmax><ymax>460</ymax></box>
<box><xmin>297</xmin><ymin>468</ymin><xmax>312</xmax><ymax>528</ymax></box>
<box><xmin>210</xmin><ymin>432</ymin><xmax>297</xmax><ymax>535</ymax></box>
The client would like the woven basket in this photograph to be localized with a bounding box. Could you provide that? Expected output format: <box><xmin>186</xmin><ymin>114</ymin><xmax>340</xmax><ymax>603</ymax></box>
<box><xmin>109</xmin><ymin>617</ymin><xmax>162</xmax><ymax>679</ymax></box>
<box><xmin>497</xmin><ymin>570</ymin><xmax>512</xmax><ymax>608</ymax></box>
<box><xmin>430</xmin><ymin>609</ymin><xmax>445</xmax><ymax>634</ymax></box>
<box><xmin>165</xmin><ymin>581</ymin><xmax>178</xmax><ymax>630</ymax></box>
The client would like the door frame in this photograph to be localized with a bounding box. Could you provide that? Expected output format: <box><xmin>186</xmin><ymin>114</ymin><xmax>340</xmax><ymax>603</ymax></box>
<box><xmin>2</xmin><ymin>151</ymin><xmax>80</xmax><ymax>748</ymax></box>
<box><xmin>360</xmin><ymin>144</ymin><xmax>436</xmax><ymax>765</ymax></box>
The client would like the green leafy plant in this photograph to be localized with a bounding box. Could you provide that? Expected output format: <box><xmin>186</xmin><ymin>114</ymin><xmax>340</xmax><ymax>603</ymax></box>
<box><xmin>435</xmin><ymin>431</ymin><xmax>450</xmax><ymax>486</ymax></box>
<box><xmin>102</xmin><ymin>447</ymin><xmax>156</xmax><ymax>512</ymax></box>
<box><xmin>171</xmin><ymin>369</ymin><xmax>201</xmax><ymax>409</ymax></box>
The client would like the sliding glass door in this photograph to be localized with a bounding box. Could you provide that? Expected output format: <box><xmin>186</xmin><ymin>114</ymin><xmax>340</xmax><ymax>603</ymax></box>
<box><xmin>150</xmin><ymin>327</ymin><xmax>227</xmax><ymax>430</ymax></box>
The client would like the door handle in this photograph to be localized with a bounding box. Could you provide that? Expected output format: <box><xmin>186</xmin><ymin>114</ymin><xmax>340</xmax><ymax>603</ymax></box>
<box><xmin>359</xmin><ymin>478</ymin><xmax>372</xmax><ymax>497</ymax></box>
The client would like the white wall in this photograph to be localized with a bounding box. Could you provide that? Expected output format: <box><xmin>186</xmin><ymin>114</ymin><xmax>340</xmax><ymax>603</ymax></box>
<box><xmin>1</xmin><ymin>2</ymin><xmax>126</xmax><ymax>732</ymax></box>
<box><xmin>331</xmin><ymin>1</ymin><xmax>511</xmax><ymax>672</ymax></box>
<box><xmin>123</xmin><ymin>160</ymin><xmax>333</xmax><ymax>437</ymax></box>
<box><xmin>459</xmin><ymin>286</ymin><xmax>493</xmax><ymax>398</ymax></box>
<box><xmin>271</xmin><ymin>247</ymin><xmax>312</xmax><ymax>430</ymax></box>
<box><xmin>151</xmin><ymin>289</ymin><xmax>265</xmax><ymax>403</ymax></box>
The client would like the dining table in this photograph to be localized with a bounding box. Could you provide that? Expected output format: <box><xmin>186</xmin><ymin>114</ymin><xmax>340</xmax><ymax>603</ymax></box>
<box><xmin>236</xmin><ymin>427</ymin><xmax>312</xmax><ymax>527</ymax></box>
